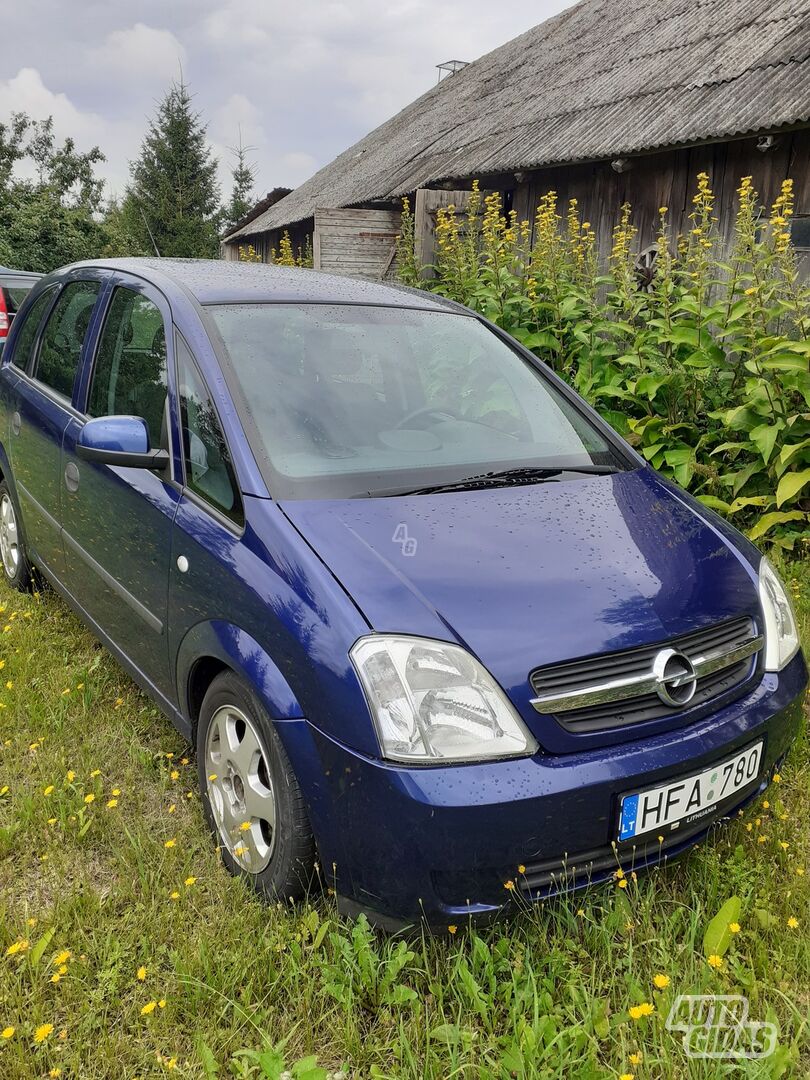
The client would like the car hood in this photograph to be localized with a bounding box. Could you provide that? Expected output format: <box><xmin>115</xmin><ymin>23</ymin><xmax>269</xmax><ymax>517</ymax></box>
<box><xmin>280</xmin><ymin>468</ymin><xmax>761</xmax><ymax>752</ymax></box>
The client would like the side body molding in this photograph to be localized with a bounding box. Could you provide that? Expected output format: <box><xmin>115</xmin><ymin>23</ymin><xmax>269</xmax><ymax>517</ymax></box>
<box><xmin>176</xmin><ymin>619</ymin><xmax>303</xmax><ymax>729</ymax></box>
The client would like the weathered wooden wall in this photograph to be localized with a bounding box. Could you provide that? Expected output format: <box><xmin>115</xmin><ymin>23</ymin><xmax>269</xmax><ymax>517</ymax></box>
<box><xmin>312</xmin><ymin>207</ymin><xmax>402</xmax><ymax>280</ymax></box>
<box><xmin>512</xmin><ymin>129</ymin><xmax>810</xmax><ymax>266</ymax></box>
<box><xmin>223</xmin><ymin>129</ymin><xmax>810</xmax><ymax>276</ymax></box>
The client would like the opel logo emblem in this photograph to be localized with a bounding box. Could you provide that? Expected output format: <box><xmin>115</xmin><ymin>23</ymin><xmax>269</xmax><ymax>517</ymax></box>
<box><xmin>652</xmin><ymin>647</ymin><xmax>698</xmax><ymax>707</ymax></box>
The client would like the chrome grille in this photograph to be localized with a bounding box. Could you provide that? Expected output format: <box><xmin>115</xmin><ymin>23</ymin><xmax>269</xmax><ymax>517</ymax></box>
<box><xmin>529</xmin><ymin>617</ymin><xmax>761</xmax><ymax>733</ymax></box>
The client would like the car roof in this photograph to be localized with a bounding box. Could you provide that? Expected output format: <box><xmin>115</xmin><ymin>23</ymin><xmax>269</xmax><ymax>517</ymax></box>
<box><xmin>0</xmin><ymin>265</ymin><xmax>42</xmax><ymax>282</ymax></box>
<box><xmin>60</xmin><ymin>257</ymin><xmax>464</xmax><ymax>312</ymax></box>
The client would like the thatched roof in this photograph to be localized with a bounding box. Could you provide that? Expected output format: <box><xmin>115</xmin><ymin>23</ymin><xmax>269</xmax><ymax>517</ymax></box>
<box><xmin>227</xmin><ymin>0</ymin><xmax>810</xmax><ymax>240</ymax></box>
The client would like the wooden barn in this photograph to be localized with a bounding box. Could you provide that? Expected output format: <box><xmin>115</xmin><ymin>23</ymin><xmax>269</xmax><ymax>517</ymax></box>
<box><xmin>222</xmin><ymin>0</ymin><xmax>810</xmax><ymax>278</ymax></box>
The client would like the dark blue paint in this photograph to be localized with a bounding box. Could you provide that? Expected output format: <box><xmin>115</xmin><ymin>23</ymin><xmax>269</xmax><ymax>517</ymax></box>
<box><xmin>0</xmin><ymin>258</ymin><xmax>805</xmax><ymax>927</ymax></box>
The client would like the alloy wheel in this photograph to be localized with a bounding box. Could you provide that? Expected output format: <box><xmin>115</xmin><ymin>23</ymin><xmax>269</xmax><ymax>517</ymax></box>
<box><xmin>204</xmin><ymin>704</ymin><xmax>277</xmax><ymax>873</ymax></box>
<box><xmin>0</xmin><ymin>494</ymin><xmax>19</xmax><ymax>580</ymax></box>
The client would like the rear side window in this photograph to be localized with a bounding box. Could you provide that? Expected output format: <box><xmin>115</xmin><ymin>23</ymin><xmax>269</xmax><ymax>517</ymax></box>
<box><xmin>36</xmin><ymin>281</ymin><xmax>100</xmax><ymax>398</ymax></box>
<box><xmin>88</xmin><ymin>287</ymin><xmax>168</xmax><ymax>448</ymax></box>
<box><xmin>7</xmin><ymin>288</ymin><xmax>54</xmax><ymax>369</ymax></box>
<box><xmin>176</xmin><ymin>336</ymin><xmax>242</xmax><ymax>525</ymax></box>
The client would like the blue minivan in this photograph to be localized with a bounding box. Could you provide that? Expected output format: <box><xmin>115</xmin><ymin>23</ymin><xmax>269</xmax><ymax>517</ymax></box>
<box><xmin>0</xmin><ymin>259</ymin><xmax>805</xmax><ymax>927</ymax></box>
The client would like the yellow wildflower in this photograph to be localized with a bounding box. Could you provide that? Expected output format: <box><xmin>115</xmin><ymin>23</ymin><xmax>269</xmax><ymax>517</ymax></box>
<box><xmin>53</xmin><ymin>950</ymin><xmax>70</xmax><ymax>967</ymax></box>
<box><xmin>707</xmin><ymin>954</ymin><xmax>723</xmax><ymax>969</ymax></box>
<box><xmin>787</xmin><ymin>916</ymin><xmax>799</xmax><ymax>929</ymax></box>
<box><xmin>1</xmin><ymin>1026</ymin><xmax>14</xmax><ymax>1039</ymax></box>
<box><xmin>137</xmin><ymin>966</ymin><xmax>147</xmax><ymax>981</ymax></box>
<box><xmin>65</xmin><ymin>771</ymin><xmax>75</xmax><ymax>783</ymax></box>
<box><xmin>107</xmin><ymin>798</ymin><xmax>118</xmax><ymax>808</ymax></box>
<box><xmin>184</xmin><ymin>876</ymin><xmax>196</xmax><ymax>887</ymax></box>
<box><xmin>618</xmin><ymin>878</ymin><xmax>628</xmax><ymax>889</ymax></box>
<box><xmin>629</xmin><ymin>1002</ymin><xmax>654</xmax><ymax>1019</ymax></box>
<box><xmin>89</xmin><ymin>769</ymin><xmax>100</xmax><ymax>778</ymax></box>
<box><xmin>503</xmin><ymin>880</ymin><xmax>515</xmax><ymax>891</ymax></box>
<box><xmin>164</xmin><ymin>838</ymin><xmax>176</xmax><ymax>848</ymax></box>
<box><xmin>170</xmin><ymin>770</ymin><xmax>179</xmax><ymax>781</ymax></box>
<box><xmin>43</xmin><ymin>785</ymin><xmax>54</xmax><ymax>797</ymax></box>
<box><xmin>448</xmin><ymin>925</ymin><xmax>457</xmax><ymax>934</ymax></box>
<box><xmin>629</xmin><ymin>1052</ymin><xmax>642</xmax><ymax>1065</ymax></box>
<box><xmin>169</xmin><ymin>891</ymin><xmax>180</xmax><ymax>901</ymax></box>
<box><xmin>141</xmin><ymin>1001</ymin><xmax>157</xmax><ymax>1016</ymax></box>
<box><xmin>5</xmin><ymin>939</ymin><xmax>28</xmax><ymax>957</ymax></box>
<box><xmin>729</xmin><ymin>922</ymin><xmax>741</xmax><ymax>934</ymax></box>
<box><xmin>33</xmin><ymin>1023</ymin><xmax>54</xmax><ymax>1043</ymax></box>
<box><xmin>83</xmin><ymin>793</ymin><xmax>95</xmax><ymax>804</ymax></box>
<box><xmin>653</xmin><ymin>973</ymin><xmax>670</xmax><ymax>989</ymax></box>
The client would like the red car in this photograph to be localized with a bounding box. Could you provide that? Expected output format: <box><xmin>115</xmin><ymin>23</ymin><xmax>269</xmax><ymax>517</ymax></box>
<box><xmin>0</xmin><ymin>265</ymin><xmax>41</xmax><ymax>347</ymax></box>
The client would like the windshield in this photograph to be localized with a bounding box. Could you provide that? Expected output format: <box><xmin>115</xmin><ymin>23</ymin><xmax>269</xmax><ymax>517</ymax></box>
<box><xmin>207</xmin><ymin>303</ymin><xmax>627</xmax><ymax>499</ymax></box>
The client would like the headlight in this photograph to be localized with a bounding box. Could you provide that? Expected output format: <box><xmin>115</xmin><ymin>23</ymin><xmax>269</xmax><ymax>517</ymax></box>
<box><xmin>350</xmin><ymin>635</ymin><xmax>538</xmax><ymax>764</ymax></box>
<box><xmin>758</xmin><ymin>557</ymin><xmax>799</xmax><ymax>671</ymax></box>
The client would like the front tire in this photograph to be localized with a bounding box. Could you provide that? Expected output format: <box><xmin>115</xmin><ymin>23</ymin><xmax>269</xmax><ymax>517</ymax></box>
<box><xmin>196</xmin><ymin>671</ymin><xmax>316</xmax><ymax>903</ymax></box>
<box><xmin>0</xmin><ymin>481</ymin><xmax>34</xmax><ymax>592</ymax></box>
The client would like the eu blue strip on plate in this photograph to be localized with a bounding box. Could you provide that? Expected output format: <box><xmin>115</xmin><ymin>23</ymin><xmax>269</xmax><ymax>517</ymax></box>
<box><xmin>619</xmin><ymin>793</ymin><xmax>639</xmax><ymax>841</ymax></box>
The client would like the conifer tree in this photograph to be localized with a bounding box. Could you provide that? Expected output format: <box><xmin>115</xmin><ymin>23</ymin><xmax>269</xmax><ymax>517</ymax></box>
<box><xmin>224</xmin><ymin>135</ymin><xmax>256</xmax><ymax>232</ymax></box>
<box><xmin>125</xmin><ymin>80</ymin><xmax>220</xmax><ymax>258</ymax></box>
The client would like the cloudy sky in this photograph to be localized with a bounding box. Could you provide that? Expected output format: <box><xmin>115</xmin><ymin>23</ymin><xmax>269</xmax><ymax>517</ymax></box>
<box><xmin>1</xmin><ymin>0</ymin><xmax>574</xmax><ymax>203</ymax></box>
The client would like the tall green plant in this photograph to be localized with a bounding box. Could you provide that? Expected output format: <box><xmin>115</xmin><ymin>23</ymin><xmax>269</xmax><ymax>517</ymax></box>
<box><xmin>398</xmin><ymin>175</ymin><xmax>810</xmax><ymax>551</ymax></box>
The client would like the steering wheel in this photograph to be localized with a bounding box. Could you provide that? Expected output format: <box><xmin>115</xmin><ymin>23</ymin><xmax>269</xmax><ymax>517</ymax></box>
<box><xmin>394</xmin><ymin>404</ymin><xmax>520</xmax><ymax>438</ymax></box>
<box><xmin>394</xmin><ymin>405</ymin><xmax>460</xmax><ymax>429</ymax></box>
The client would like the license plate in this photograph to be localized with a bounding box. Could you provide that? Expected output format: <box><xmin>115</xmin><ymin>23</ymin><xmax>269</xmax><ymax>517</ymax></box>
<box><xmin>618</xmin><ymin>741</ymin><xmax>763</xmax><ymax>843</ymax></box>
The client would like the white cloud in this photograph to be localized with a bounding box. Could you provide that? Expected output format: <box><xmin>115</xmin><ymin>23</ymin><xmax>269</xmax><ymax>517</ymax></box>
<box><xmin>88</xmin><ymin>23</ymin><xmax>186</xmax><ymax>83</ymax></box>
<box><xmin>0</xmin><ymin>67</ymin><xmax>102</xmax><ymax>146</ymax></box>
<box><xmin>0</xmin><ymin>67</ymin><xmax>135</xmax><ymax>195</ymax></box>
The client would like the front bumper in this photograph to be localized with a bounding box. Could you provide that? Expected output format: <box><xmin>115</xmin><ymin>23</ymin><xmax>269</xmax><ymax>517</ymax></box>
<box><xmin>278</xmin><ymin>651</ymin><xmax>807</xmax><ymax>927</ymax></box>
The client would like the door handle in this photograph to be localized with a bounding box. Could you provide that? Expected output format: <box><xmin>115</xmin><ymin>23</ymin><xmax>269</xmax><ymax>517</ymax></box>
<box><xmin>11</xmin><ymin>411</ymin><xmax>20</xmax><ymax>436</ymax></box>
<box><xmin>64</xmin><ymin>461</ymin><xmax>80</xmax><ymax>493</ymax></box>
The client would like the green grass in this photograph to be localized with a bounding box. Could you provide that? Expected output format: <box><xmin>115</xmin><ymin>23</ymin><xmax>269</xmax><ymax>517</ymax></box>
<box><xmin>0</xmin><ymin>563</ymin><xmax>808</xmax><ymax>1080</ymax></box>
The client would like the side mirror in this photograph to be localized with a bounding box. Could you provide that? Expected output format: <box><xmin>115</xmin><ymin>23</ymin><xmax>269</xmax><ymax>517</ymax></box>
<box><xmin>76</xmin><ymin>415</ymin><xmax>169</xmax><ymax>470</ymax></box>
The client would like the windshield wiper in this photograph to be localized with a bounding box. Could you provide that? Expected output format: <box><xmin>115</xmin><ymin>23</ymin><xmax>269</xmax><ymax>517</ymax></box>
<box><xmin>392</xmin><ymin>463</ymin><xmax>621</xmax><ymax>497</ymax></box>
